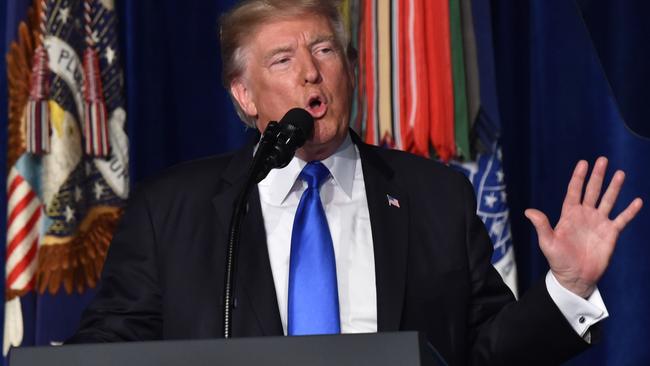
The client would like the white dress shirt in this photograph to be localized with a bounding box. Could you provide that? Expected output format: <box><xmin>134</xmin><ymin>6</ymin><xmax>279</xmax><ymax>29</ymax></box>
<box><xmin>258</xmin><ymin>135</ymin><xmax>377</xmax><ymax>335</ymax></box>
<box><xmin>258</xmin><ymin>133</ymin><xmax>608</xmax><ymax>338</ymax></box>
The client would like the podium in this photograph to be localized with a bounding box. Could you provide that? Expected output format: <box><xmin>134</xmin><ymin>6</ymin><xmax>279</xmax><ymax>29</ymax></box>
<box><xmin>10</xmin><ymin>332</ymin><xmax>447</xmax><ymax>366</ymax></box>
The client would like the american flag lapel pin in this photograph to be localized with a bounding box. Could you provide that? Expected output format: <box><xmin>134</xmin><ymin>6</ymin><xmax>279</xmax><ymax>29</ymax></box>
<box><xmin>386</xmin><ymin>194</ymin><xmax>400</xmax><ymax>208</ymax></box>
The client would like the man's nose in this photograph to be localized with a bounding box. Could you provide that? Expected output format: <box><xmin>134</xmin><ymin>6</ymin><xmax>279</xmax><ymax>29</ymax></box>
<box><xmin>300</xmin><ymin>54</ymin><xmax>321</xmax><ymax>84</ymax></box>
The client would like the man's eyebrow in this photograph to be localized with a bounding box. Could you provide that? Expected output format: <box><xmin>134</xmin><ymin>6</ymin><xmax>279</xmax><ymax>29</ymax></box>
<box><xmin>308</xmin><ymin>35</ymin><xmax>337</xmax><ymax>48</ymax></box>
<box><xmin>263</xmin><ymin>45</ymin><xmax>294</xmax><ymax>62</ymax></box>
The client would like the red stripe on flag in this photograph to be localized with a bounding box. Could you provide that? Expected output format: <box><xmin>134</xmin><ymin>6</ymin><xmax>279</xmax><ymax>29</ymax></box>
<box><xmin>6</xmin><ymin>207</ymin><xmax>41</xmax><ymax>259</ymax></box>
<box><xmin>7</xmin><ymin>174</ymin><xmax>25</xmax><ymax>197</ymax></box>
<box><xmin>6</xmin><ymin>190</ymin><xmax>37</xmax><ymax>229</ymax></box>
<box><xmin>6</xmin><ymin>238</ymin><xmax>38</xmax><ymax>287</ymax></box>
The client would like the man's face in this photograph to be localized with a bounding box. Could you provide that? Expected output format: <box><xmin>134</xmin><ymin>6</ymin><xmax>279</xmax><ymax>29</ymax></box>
<box><xmin>231</xmin><ymin>14</ymin><xmax>354</xmax><ymax>161</ymax></box>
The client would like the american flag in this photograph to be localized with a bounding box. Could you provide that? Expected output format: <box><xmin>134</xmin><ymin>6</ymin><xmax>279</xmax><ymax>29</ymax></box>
<box><xmin>387</xmin><ymin>194</ymin><xmax>400</xmax><ymax>208</ymax></box>
<box><xmin>5</xmin><ymin>167</ymin><xmax>41</xmax><ymax>296</ymax></box>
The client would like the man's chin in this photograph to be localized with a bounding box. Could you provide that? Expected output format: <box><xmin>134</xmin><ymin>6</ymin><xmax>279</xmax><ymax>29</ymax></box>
<box><xmin>298</xmin><ymin>132</ymin><xmax>347</xmax><ymax>161</ymax></box>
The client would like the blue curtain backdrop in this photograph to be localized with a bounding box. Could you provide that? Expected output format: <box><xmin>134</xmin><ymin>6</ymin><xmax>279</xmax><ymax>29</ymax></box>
<box><xmin>116</xmin><ymin>0</ymin><xmax>251</xmax><ymax>183</ymax></box>
<box><xmin>2</xmin><ymin>0</ymin><xmax>648</xmax><ymax>364</ymax></box>
<box><xmin>494</xmin><ymin>0</ymin><xmax>650</xmax><ymax>364</ymax></box>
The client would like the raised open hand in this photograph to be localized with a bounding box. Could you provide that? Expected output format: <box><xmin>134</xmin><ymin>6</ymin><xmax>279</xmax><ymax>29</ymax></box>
<box><xmin>524</xmin><ymin>157</ymin><xmax>643</xmax><ymax>298</ymax></box>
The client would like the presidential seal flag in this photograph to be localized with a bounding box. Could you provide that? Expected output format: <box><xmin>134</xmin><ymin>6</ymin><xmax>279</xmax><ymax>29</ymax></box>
<box><xmin>3</xmin><ymin>0</ymin><xmax>128</xmax><ymax>356</ymax></box>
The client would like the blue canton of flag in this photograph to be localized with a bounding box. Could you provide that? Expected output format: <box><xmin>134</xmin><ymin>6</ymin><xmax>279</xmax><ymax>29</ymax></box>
<box><xmin>451</xmin><ymin>147</ymin><xmax>518</xmax><ymax>297</ymax></box>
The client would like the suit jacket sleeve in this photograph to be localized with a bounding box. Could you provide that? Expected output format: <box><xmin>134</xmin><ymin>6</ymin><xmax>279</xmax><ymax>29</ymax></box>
<box><xmin>460</xmin><ymin>177</ymin><xmax>590</xmax><ymax>365</ymax></box>
<box><xmin>67</xmin><ymin>185</ymin><xmax>163</xmax><ymax>343</ymax></box>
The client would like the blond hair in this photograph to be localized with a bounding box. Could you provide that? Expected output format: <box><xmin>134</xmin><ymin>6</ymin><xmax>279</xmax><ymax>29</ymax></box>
<box><xmin>219</xmin><ymin>0</ymin><xmax>350</xmax><ymax>127</ymax></box>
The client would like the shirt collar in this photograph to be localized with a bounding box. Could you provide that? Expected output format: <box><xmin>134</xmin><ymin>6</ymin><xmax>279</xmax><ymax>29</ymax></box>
<box><xmin>259</xmin><ymin>133</ymin><xmax>357</xmax><ymax>205</ymax></box>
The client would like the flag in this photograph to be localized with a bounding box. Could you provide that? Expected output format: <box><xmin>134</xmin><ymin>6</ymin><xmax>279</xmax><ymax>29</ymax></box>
<box><xmin>450</xmin><ymin>149</ymin><xmax>517</xmax><ymax>294</ymax></box>
<box><xmin>346</xmin><ymin>0</ymin><xmax>518</xmax><ymax>295</ymax></box>
<box><xmin>386</xmin><ymin>194</ymin><xmax>400</xmax><ymax>208</ymax></box>
<box><xmin>3</xmin><ymin>0</ymin><xmax>128</xmax><ymax>358</ymax></box>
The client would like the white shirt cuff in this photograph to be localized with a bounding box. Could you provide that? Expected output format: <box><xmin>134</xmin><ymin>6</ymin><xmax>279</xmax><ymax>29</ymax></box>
<box><xmin>545</xmin><ymin>271</ymin><xmax>609</xmax><ymax>340</ymax></box>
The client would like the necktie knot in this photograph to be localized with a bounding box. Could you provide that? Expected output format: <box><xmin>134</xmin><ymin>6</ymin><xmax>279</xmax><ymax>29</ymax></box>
<box><xmin>300</xmin><ymin>161</ymin><xmax>330</xmax><ymax>190</ymax></box>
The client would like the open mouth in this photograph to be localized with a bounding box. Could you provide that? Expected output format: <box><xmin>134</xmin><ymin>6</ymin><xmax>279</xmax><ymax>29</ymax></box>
<box><xmin>306</xmin><ymin>95</ymin><xmax>328</xmax><ymax>119</ymax></box>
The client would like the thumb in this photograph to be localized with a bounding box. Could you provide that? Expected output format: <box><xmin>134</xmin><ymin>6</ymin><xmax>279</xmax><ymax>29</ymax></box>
<box><xmin>524</xmin><ymin>208</ymin><xmax>554</xmax><ymax>246</ymax></box>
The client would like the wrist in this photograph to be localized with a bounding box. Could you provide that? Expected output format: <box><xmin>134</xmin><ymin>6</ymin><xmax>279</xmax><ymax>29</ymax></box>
<box><xmin>551</xmin><ymin>271</ymin><xmax>596</xmax><ymax>298</ymax></box>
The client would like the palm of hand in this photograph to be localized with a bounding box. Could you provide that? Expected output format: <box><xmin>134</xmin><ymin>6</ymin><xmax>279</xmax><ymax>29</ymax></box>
<box><xmin>525</xmin><ymin>157</ymin><xmax>643</xmax><ymax>298</ymax></box>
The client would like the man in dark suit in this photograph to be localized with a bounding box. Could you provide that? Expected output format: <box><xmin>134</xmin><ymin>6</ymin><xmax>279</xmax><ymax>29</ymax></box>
<box><xmin>69</xmin><ymin>1</ymin><xmax>643</xmax><ymax>365</ymax></box>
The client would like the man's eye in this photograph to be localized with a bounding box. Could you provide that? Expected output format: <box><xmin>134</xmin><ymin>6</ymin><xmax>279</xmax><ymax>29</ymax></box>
<box><xmin>273</xmin><ymin>57</ymin><xmax>290</xmax><ymax>65</ymax></box>
<box><xmin>318</xmin><ymin>47</ymin><xmax>333</xmax><ymax>54</ymax></box>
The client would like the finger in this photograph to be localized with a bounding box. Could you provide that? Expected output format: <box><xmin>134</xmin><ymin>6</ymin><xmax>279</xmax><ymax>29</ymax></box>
<box><xmin>613</xmin><ymin>198</ymin><xmax>643</xmax><ymax>231</ymax></box>
<box><xmin>525</xmin><ymin>208</ymin><xmax>554</xmax><ymax>245</ymax></box>
<box><xmin>561</xmin><ymin>160</ymin><xmax>588</xmax><ymax>213</ymax></box>
<box><xmin>583</xmin><ymin>157</ymin><xmax>608</xmax><ymax>207</ymax></box>
<box><xmin>598</xmin><ymin>170</ymin><xmax>625</xmax><ymax>216</ymax></box>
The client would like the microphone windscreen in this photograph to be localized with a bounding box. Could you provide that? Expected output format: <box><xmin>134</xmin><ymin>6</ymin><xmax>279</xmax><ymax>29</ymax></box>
<box><xmin>279</xmin><ymin>108</ymin><xmax>314</xmax><ymax>137</ymax></box>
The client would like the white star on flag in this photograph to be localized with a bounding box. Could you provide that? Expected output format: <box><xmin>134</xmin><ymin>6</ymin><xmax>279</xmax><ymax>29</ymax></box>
<box><xmin>496</xmin><ymin>170</ymin><xmax>504</xmax><ymax>183</ymax></box>
<box><xmin>65</xmin><ymin>205</ymin><xmax>75</xmax><ymax>223</ymax></box>
<box><xmin>105</xmin><ymin>46</ymin><xmax>116</xmax><ymax>65</ymax></box>
<box><xmin>484</xmin><ymin>193</ymin><xmax>498</xmax><ymax>208</ymax></box>
<box><xmin>58</xmin><ymin>7</ymin><xmax>70</xmax><ymax>24</ymax></box>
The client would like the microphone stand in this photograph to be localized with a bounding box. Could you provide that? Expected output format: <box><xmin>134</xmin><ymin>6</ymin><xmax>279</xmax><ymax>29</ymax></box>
<box><xmin>222</xmin><ymin>108</ymin><xmax>312</xmax><ymax>339</ymax></box>
<box><xmin>222</xmin><ymin>123</ymin><xmax>280</xmax><ymax>339</ymax></box>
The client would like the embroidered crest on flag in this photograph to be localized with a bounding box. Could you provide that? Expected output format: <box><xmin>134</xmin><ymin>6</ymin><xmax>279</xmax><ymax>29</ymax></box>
<box><xmin>4</xmin><ymin>0</ymin><xmax>128</xmax><ymax>354</ymax></box>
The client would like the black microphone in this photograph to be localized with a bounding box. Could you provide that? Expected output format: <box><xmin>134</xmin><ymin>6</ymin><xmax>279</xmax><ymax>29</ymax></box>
<box><xmin>222</xmin><ymin>107</ymin><xmax>313</xmax><ymax>339</ymax></box>
<box><xmin>251</xmin><ymin>108</ymin><xmax>314</xmax><ymax>183</ymax></box>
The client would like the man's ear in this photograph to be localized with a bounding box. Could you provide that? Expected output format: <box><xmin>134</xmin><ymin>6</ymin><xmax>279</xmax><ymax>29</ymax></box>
<box><xmin>230</xmin><ymin>79</ymin><xmax>258</xmax><ymax>117</ymax></box>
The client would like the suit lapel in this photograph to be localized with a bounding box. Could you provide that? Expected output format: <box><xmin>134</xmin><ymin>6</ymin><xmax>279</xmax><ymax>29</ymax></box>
<box><xmin>353</xmin><ymin>133</ymin><xmax>409</xmax><ymax>332</ymax></box>
<box><xmin>238</xmin><ymin>187</ymin><xmax>284</xmax><ymax>336</ymax></box>
<box><xmin>211</xmin><ymin>144</ymin><xmax>283</xmax><ymax>336</ymax></box>
<box><xmin>211</xmin><ymin>132</ymin><xmax>409</xmax><ymax>334</ymax></box>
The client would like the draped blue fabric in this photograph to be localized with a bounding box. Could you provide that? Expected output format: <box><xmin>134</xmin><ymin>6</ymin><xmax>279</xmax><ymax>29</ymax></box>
<box><xmin>115</xmin><ymin>0</ymin><xmax>250</xmax><ymax>183</ymax></box>
<box><xmin>288</xmin><ymin>162</ymin><xmax>340</xmax><ymax>336</ymax></box>
<box><xmin>470</xmin><ymin>0</ymin><xmax>502</xmax><ymax>150</ymax></box>
<box><xmin>493</xmin><ymin>1</ymin><xmax>650</xmax><ymax>364</ymax></box>
<box><xmin>577</xmin><ymin>0</ymin><xmax>650</xmax><ymax>139</ymax></box>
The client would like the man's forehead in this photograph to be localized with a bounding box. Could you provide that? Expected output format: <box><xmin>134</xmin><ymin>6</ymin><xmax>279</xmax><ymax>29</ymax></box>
<box><xmin>248</xmin><ymin>15</ymin><xmax>336</xmax><ymax>50</ymax></box>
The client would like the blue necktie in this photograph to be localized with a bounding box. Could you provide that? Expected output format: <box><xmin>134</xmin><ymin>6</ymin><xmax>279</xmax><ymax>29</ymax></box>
<box><xmin>288</xmin><ymin>161</ymin><xmax>340</xmax><ymax>335</ymax></box>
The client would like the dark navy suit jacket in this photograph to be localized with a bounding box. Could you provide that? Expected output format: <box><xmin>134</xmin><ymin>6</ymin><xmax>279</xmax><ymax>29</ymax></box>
<box><xmin>69</xmin><ymin>132</ymin><xmax>589</xmax><ymax>365</ymax></box>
